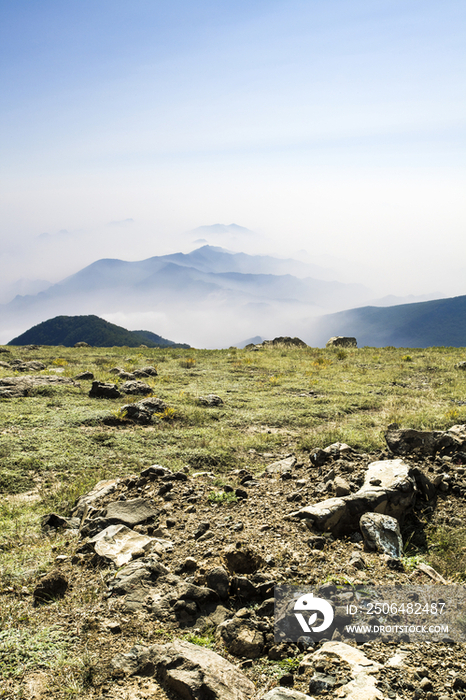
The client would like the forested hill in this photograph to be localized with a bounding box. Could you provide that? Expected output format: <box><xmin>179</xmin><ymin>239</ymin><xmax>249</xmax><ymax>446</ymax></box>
<box><xmin>8</xmin><ymin>315</ymin><xmax>190</xmax><ymax>348</ymax></box>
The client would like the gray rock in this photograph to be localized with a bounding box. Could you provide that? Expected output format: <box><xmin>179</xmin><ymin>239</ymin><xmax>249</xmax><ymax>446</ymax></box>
<box><xmin>334</xmin><ymin>476</ymin><xmax>351</xmax><ymax>497</ymax></box>
<box><xmin>326</xmin><ymin>336</ymin><xmax>357</xmax><ymax>348</ymax></box>
<box><xmin>104</xmin><ymin>498</ymin><xmax>158</xmax><ymax>526</ymax></box>
<box><xmin>303</xmin><ymin>641</ymin><xmax>383</xmax><ymax>700</ymax></box>
<box><xmin>257</xmin><ymin>598</ymin><xmax>275</xmax><ymax>617</ymax></box>
<box><xmin>291</xmin><ymin>459</ymin><xmax>416</xmax><ymax>536</ymax></box>
<box><xmin>360</xmin><ymin>512</ymin><xmax>403</xmax><ymax>558</ymax></box>
<box><xmin>40</xmin><ymin>513</ymin><xmax>80</xmax><ymax>532</ymax></box>
<box><xmin>206</xmin><ymin>566</ymin><xmax>230</xmax><ymax>599</ymax></box>
<box><xmin>72</xmin><ymin>478</ymin><xmax>120</xmax><ymax>518</ymax></box>
<box><xmin>108</xmin><ymin>557</ymin><xmax>169</xmax><ymax>595</ymax></box>
<box><xmin>231</xmin><ymin>576</ymin><xmax>258</xmax><ymax>600</ymax></box>
<box><xmin>12</xmin><ymin>360</ymin><xmax>46</xmax><ymax>372</ymax></box>
<box><xmin>89</xmin><ymin>381</ymin><xmax>121</xmax><ymax>399</ymax></box>
<box><xmin>308</xmin><ymin>673</ymin><xmax>336</xmax><ymax>693</ymax></box>
<box><xmin>88</xmin><ymin>524</ymin><xmax>171</xmax><ymax>567</ymax></box>
<box><xmin>141</xmin><ymin>464</ymin><xmax>172</xmax><ymax>479</ymax></box>
<box><xmin>349</xmin><ymin>552</ymin><xmax>366</xmax><ymax>570</ymax></box>
<box><xmin>119</xmin><ymin>403</ymin><xmax>153</xmax><ymax>424</ymax></box>
<box><xmin>263</xmin><ymin>336</ymin><xmax>307</xmax><ymax>347</ymax></box>
<box><xmin>194</xmin><ymin>521</ymin><xmax>210</xmax><ymax>539</ymax></box>
<box><xmin>111</xmin><ymin>644</ymin><xmax>155</xmax><ymax>676</ymax></box>
<box><xmin>216</xmin><ymin>615</ymin><xmax>265</xmax><ymax>658</ymax></box>
<box><xmin>138</xmin><ymin>396</ymin><xmax>168</xmax><ymax>413</ymax></box>
<box><xmin>75</xmin><ymin>371</ymin><xmax>94</xmax><ymax>380</ymax></box>
<box><xmin>198</xmin><ymin>394</ymin><xmax>224</xmax><ymax>406</ymax></box>
<box><xmin>121</xmin><ymin>397</ymin><xmax>168</xmax><ymax>423</ymax></box>
<box><xmin>265</xmin><ymin>456</ymin><xmax>296</xmax><ymax>475</ymax></box>
<box><xmin>385</xmin><ymin>424</ymin><xmax>466</xmax><ymax>456</ymax></box>
<box><xmin>223</xmin><ymin>544</ymin><xmax>264</xmax><ymax>574</ymax></box>
<box><xmin>133</xmin><ymin>366</ymin><xmax>158</xmax><ymax>377</ymax></box>
<box><xmin>0</xmin><ymin>374</ymin><xmax>77</xmax><ymax>398</ymax></box>
<box><xmin>113</xmin><ymin>639</ymin><xmax>255</xmax><ymax>699</ymax></box>
<box><xmin>120</xmin><ymin>380</ymin><xmax>153</xmax><ymax>395</ymax></box>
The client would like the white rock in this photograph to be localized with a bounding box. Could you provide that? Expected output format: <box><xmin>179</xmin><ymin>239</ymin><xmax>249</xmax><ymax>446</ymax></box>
<box><xmin>89</xmin><ymin>524</ymin><xmax>171</xmax><ymax>567</ymax></box>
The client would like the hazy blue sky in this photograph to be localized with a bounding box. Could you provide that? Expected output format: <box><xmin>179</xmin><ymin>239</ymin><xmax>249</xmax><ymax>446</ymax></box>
<box><xmin>1</xmin><ymin>0</ymin><xmax>465</xmax><ymax>296</ymax></box>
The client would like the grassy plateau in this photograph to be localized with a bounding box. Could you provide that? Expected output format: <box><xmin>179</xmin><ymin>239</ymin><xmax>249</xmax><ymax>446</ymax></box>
<box><xmin>1</xmin><ymin>342</ymin><xmax>466</xmax><ymax>697</ymax></box>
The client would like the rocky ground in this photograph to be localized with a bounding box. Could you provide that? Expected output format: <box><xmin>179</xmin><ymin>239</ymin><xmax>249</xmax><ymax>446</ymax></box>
<box><xmin>7</xmin><ymin>425</ymin><xmax>466</xmax><ymax>700</ymax></box>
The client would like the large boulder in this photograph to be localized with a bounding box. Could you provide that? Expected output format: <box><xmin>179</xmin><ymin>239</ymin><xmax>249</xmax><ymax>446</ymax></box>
<box><xmin>0</xmin><ymin>375</ymin><xmax>77</xmax><ymax>398</ymax></box>
<box><xmin>89</xmin><ymin>381</ymin><xmax>121</xmax><ymax>399</ymax></box>
<box><xmin>263</xmin><ymin>337</ymin><xmax>308</xmax><ymax>348</ymax></box>
<box><xmin>111</xmin><ymin>639</ymin><xmax>256</xmax><ymax>700</ymax></box>
<box><xmin>290</xmin><ymin>459</ymin><xmax>417</xmax><ymax>535</ymax></box>
<box><xmin>120</xmin><ymin>380</ymin><xmax>153</xmax><ymax>395</ymax></box>
<box><xmin>326</xmin><ymin>336</ymin><xmax>357</xmax><ymax>348</ymax></box>
<box><xmin>385</xmin><ymin>424</ymin><xmax>466</xmax><ymax>456</ymax></box>
<box><xmin>10</xmin><ymin>360</ymin><xmax>46</xmax><ymax>371</ymax></box>
<box><xmin>302</xmin><ymin>641</ymin><xmax>383</xmax><ymax>700</ymax></box>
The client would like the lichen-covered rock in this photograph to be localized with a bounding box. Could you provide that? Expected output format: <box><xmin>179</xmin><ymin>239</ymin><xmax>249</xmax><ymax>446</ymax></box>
<box><xmin>89</xmin><ymin>381</ymin><xmax>121</xmax><ymax>398</ymax></box>
<box><xmin>120</xmin><ymin>380</ymin><xmax>153</xmax><ymax>395</ymax></box>
<box><xmin>359</xmin><ymin>512</ymin><xmax>403</xmax><ymax>558</ymax></box>
<box><xmin>326</xmin><ymin>336</ymin><xmax>357</xmax><ymax>348</ymax></box>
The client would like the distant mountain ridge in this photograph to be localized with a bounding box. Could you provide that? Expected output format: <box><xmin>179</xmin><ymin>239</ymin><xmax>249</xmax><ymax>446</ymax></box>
<box><xmin>8</xmin><ymin>315</ymin><xmax>190</xmax><ymax>348</ymax></box>
<box><xmin>313</xmin><ymin>295</ymin><xmax>466</xmax><ymax>348</ymax></box>
<box><xmin>0</xmin><ymin>245</ymin><xmax>375</xmax><ymax>347</ymax></box>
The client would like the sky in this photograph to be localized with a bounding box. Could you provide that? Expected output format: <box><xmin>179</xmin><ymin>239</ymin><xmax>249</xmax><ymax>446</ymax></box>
<box><xmin>1</xmin><ymin>0</ymin><xmax>465</xmax><ymax>302</ymax></box>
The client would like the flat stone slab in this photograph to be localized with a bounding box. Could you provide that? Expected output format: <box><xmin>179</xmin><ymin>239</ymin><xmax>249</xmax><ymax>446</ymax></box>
<box><xmin>89</xmin><ymin>524</ymin><xmax>170</xmax><ymax>567</ymax></box>
<box><xmin>104</xmin><ymin>498</ymin><xmax>158</xmax><ymax>526</ymax></box>
<box><xmin>0</xmin><ymin>375</ymin><xmax>77</xmax><ymax>398</ymax></box>
<box><xmin>72</xmin><ymin>478</ymin><xmax>120</xmax><ymax>518</ymax></box>
<box><xmin>265</xmin><ymin>456</ymin><xmax>296</xmax><ymax>475</ymax></box>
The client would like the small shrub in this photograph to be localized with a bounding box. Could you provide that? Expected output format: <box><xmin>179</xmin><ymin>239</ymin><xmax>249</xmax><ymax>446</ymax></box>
<box><xmin>184</xmin><ymin>632</ymin><xmax>215</xmax><ymax>649</ymax></box>
<box><xmin>401</xmin><ymin>355</ymin><xmax>413</xmax><ymax>362</ymax></box>
<box><xmin>156</xmin><ymin>407</ymin><xmax>177</xmax><ymax>421</ymax></box>
<box><xmin>179</xmin><ymin>358</ymin><xmax>196</xmax><ymax>369</ymax></box>
<box><xmin>426</xmin><ymin>524</ymin><xmax>466</xmax><ymax>581</ymax></box>
<box><xmin>207</xmin><ymin>490</ymin><xmax>237</xmax><ymax>504</ymax></box>
<box><xmin>51</xmin><ymin>358</ymin><xmax>68</xmax><ymax>367</ymax></box>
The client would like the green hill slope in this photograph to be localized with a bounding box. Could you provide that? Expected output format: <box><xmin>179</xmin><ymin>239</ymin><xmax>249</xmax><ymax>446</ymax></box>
<box><xmin>313</xmin><ymin>295</ymin><xmax>466</xmax><ymax>347</ymax></box>
<box><xmin>7</xmin><ymin>315</ymin><xmax>190</xmax><ymax>348</ymax></box>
